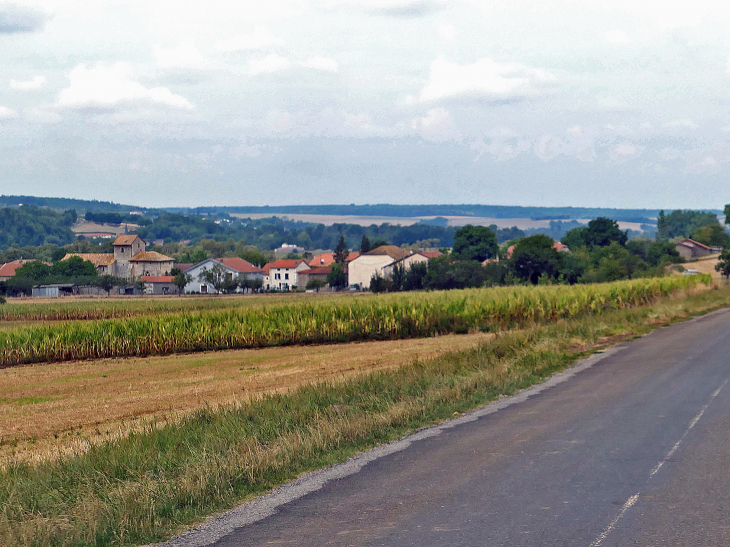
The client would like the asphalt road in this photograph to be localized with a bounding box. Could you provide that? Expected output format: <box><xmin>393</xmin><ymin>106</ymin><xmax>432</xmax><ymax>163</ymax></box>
<box><xmin>163</xmin><ymin>307</ymin><xmax>730</xmax><ymax>547</ymax></box>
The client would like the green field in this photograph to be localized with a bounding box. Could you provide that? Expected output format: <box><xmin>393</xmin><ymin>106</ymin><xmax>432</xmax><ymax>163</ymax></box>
<box><xmin>0</xmin><ymin>275</ymin><xmax>710</xmax><ymax>367</ymax></box>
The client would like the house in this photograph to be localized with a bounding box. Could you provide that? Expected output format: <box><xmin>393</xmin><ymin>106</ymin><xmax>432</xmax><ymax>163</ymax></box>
<box><xmin>0</xmin><ymin>259</ymin><xmax>36</xmax><ymax>281</ymax></box>
<box><xmin>274</xmin><ymin>243</ymin><xmax>305</xmax><ymax>256</ymax></box>
<box><xmin>347</xmin><ymin>246</ymin><xmax>411</xmax><ymax>289</ymax></box>
<box><xmin>263</xmin><ymin>259</ymin><xmax>311</xmax><ymax>291</ymax></box>
<box><xmin>184</xmin><ymin>257</ymin><xmax>264</xmax><ymax>294</ymax></box>
<box><xmin>297</xmin><ymin>267</ymin><xmax>332</xmax><ymax>290</ymax></box>
<box><xmin>141</xmin><ymin>276</ymin><xmax>176</xmax><ymax>295</ymax></box>
<box><xmin>382</xmin><ymin>250</ymin><xmax>443</xmax><ymax>278</ymax></box>
<box><xmin>307</xmin><ymin>252</ymin><xmax>360</xmax><ymax>267</ymax></box>
<box><xmin>63</xmin><ymin>235</ymin><xmax>174</xmax><ymax>280</ymax></box>
<box><xmin>675</xmin><ymin>238</ymin><xmax>714</xmax><ymax>259</ymax></box>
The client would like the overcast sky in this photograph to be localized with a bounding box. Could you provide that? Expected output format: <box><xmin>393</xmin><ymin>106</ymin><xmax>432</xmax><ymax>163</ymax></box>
<box><xmin>2</xmin><ymin>0</ymin><xmax>730</xmax><ymax>210</ymax></box>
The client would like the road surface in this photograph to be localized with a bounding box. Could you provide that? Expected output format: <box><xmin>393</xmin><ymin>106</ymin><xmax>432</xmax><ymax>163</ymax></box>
<box><xmin>163</xmin><ymin>307</ymin><xmax>730</xmax><ymax>547</ymax></box>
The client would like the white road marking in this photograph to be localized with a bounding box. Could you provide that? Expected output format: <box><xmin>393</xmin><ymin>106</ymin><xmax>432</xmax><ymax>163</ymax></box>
<box><xmin>649</xmin><ymin>378</ymin><xmax>729</xmax><ymax>479</ymax></box>
<box><xmin>588</xmin><ymin>376</ymin><xmax>729</xmax><ymax>547</ymax></box>
<box><xmin>588</xmin><ymin>493</ymin><xmax>640</xmax><ymax>547</ymax></box>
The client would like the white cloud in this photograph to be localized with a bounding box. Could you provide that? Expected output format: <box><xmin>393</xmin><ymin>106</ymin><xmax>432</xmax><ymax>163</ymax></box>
<box><xmin>663</xmin><ymin>119</ymin><xmax>697</xmax><ymax>129</ymax></box>
<box><xmin>411</xmin><ymin>107</ymin><xmax>453</xmax><ymax>138</ymax></box>
<box><xmin>438</xmin><ymin>24</ymin><xmax>455</xmax><ymax>39</ymax></box>
<box><xmin>23</xmin><ymin>106</ymin><xmax>61</xmax><ymax>124</ymax></box>
<box><xmin>266</xmin><ymin>109</ymin><xmax>291</xmax><ymax>133</ymax></box>
<box><xmin>346</xmin><ymin>113</ymin><xmax>372</xmax><ymax>129</ymax></box>
<box><xmin>250</xmin><ymin>54</ymin><xmax>290</xmax><ymax>75</ymax></box>
<box><xmin>56</xmin><ymin>63</ymin><xmax>194</xmax><ymax>111</ymax></box>
<box><xmin>301</xmin><ymin>57</ymin><xmax>339</xmax><ymax>72</ymax></box>
<box><xmin>610</xmin><ymin>142</ymin><xmax>643</xmax><ymax>163</ymax></box>
<box><xmin>10</xmin><ymin>75</ymin><xmax>46</xmax><ymax>91</ymax></box>
<box><xmin>536</xmin><ymin>135</ymin><xmax>562</xmax><ymax>161</ymax></box>
<box><xmin>605</xmin><ymin>29</ymin><xmax>630</xmax><ymax>45</ymax></box>
<box><xmin>568</xmin><ymin>125</ymin><xmax>582</xmax><ymax>137</ymax></box>
<box><xmin>153</xmin><ymin>44</ymin><xmax>208</xmax><ymax>70</ymax></box>
<box><xmin>215</xmin><ymin>26</ymin><xmax>284</xmax><ymax>52</ymax></box>
<box><xmin>597</xmin><ymin>95</ymin><xmax>630</xmax><ymax>111</ymax></box>
<box><xmin>419</xmin><ymin>56</ymin><xmax>555</xmax><ymax>102</ymax></box>
<box><xmin>0</xmin><ymin>106</ymin><xmax>18</xmax><ymax>119</ymax></box>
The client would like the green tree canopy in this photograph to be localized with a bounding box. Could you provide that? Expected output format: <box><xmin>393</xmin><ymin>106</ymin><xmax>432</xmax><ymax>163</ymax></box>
<box><xmin>452</xmin><ymin>225</ymin><xmax>498</xmax><ymax>262</ymax></box>
<box><xmin>657</xmin><ymin>210</ymin><xmax>719</xmax><ymax>240</ymax></box>
<box><xmin>561</xmin><ymin>217</ymin><xmax>627</xmax><ymax>249</ymax></box>
<box><xmin>509</xmin><ymin>234</ymin><xmax>562</xmax><ymax>284</ymax></box>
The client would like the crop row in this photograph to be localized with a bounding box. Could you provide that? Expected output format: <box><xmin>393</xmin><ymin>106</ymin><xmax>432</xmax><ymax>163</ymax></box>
<box><xmin>0</xmin><ymin>275</ymin><xmax>711</xmax><ymax>368</ymax></box>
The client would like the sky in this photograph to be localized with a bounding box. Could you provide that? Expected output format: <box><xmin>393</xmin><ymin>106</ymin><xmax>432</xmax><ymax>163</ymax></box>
<box><xmin>2</xmin><ymin>0</ymin><xmax>730</xmax><ymax>210</ymax></box>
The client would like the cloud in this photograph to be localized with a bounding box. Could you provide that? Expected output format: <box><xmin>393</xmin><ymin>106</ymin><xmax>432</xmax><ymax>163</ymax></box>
<box><xmin>369</xmin><ymin>0</ymin><xmax>444</xmax><ymax>17</ymax></box>
<box><xmin>9</xmin><ymin>75</ymin><xmax>46</xmax><ymax>90</ymax></box>
<box><xmin>250</xmin><ymin>54</ymin><xmax>290</xmax><ymax>75</ymax></box>
<box><xmin>346</xmin><ymin>113</ymin><xmax>372</xmax><ymax>130</ymax></box>
<box><xmin>56</xmin><ymin>63</ymin><xmax>194</xmax><ymax>111</ymax></box>
<box><xmin>411</xmin><ymin>107</ymin><xmax>454</xmax><ymax>139</ymax></box>
<box><xmin>0</xmin><ymin>4</ymin><xmax>48</xmax><ymax>33</ymax></box>
<box><xmin>0</xmin><ymin>106</ymin><xmax>18</xmax><ymax>119</ymax></box>
<box><xmin>438</xmin><ymin>24</ymin><xmax>455</xmax><ymax>39</ymax></box>
<box><xmin>215</xmin><ymin>26</ymin><xmax>284</xmax><ymax>52</ymax></box>
<box><xmin>22</xmin><ymin>106</ymin><xmax>61</xmax><ymax>124</ymax></box>
<box><xmin>153</xmin><ymin>44</ymin><xmax>207</xmax><ymax>70</ymax></box>
<box><xmin>596</xmin><ymin>95</ymin><xmax>630</xmax><ymax>111</ymax></box>
<box><xmin>610</xmin><ymin>142</ymin><xmax>643</xmax><ymax>163</ymax></box>
<box><xmin>419</xmin><ymin>56</ymin><xmax>556</xmax><ymax>102</ymax></box>
<box><xmin>301</xmin><ymin>57</ymin><xmax>339</xmax><ymax>72</ymax></box>
<box><xmin>605</xmin><ymin>29</ymin><xmax>630</xmax><ymax>45</ymax></box>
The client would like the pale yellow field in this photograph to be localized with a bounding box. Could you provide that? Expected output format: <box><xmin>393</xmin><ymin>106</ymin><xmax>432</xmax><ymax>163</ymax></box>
<box><xmin>0</xmin><ymin>332</ymin><xmax>492</xmax><ymax>466</ymax></box>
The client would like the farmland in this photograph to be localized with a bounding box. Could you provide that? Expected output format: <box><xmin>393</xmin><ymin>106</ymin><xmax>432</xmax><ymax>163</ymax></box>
<box><xmin>1</xmin><ymin>280</ymin><xmax>728</xmax><ymax>546</ymax></box>
<box><xmin>0</xmin><ymin>275</ymin><xmax>710</xmax><ymax>368</ymax></box>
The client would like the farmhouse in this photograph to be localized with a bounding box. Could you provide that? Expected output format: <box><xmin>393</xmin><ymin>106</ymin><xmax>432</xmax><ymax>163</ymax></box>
<box><xmin>184</xmin><ymin>257</ymin><xmax>264</xmax><ymax>294</ymax></box>
<box><xmin>674</xmin><ymin>238</ymin><xmax>713</xmax><ymax>260</ymax></box>
<box><xmin>382</xmin><ymin>250</ymin><xmax>442</xmax><ymax>278</ymax></box>
<box><xmin>141</xmin><ymin>276</ymin><xmax>175</xmax><ymax>295</ymax></box>
<box><xmin>307</xmin><ymin>252</ymin><xmax>359</xmax><ymax>267</ymax></box>
<box><xmin>63</xmin><ymin>235</ymin><xmax>174</xmax><ymax>280</ymax></box>
<box><xmin>0</xmin><ymin>259</ymin><xmax>36</xmax><ymax>281</ymax></box>
<box><xmin>347</xmin><ymin>245</ymin><xmax>411</xmax><ymax>289</ymax></box>
<box><xmin>297</xmin><ymin>267</ymin><xmax>332</xmax><ymax>290</ymax></box>
<box><xmin>263</xmin><ymin>259</ymin><xmax>311</xmax><ymax>291</ymax></box>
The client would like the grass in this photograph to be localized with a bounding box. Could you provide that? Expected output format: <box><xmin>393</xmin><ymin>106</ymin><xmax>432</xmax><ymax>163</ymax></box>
<box><xmin>0</xmin><ymin>280</ymin><xmax>728</xmax><ymax>546</ymax></box>
<box><xmin>0</xmin><ymin>275</ymin><xmax>711</xmax><ymax>368</ymax></box>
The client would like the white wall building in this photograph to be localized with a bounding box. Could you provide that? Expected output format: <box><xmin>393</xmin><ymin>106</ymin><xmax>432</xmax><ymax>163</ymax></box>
<box><xmin>184</xmin><ymin>257</ymin><xmax>264</xmax><ymax>294</ymax></box>
<box><xmin>347</xmin><ymin>245</ymin><xmax>411</xmax><ymax>289</ymax></box>
<box><xmin>263</xmin><ymin>259</ymin><xmax>311</xmax><ymax>290</ymax></box>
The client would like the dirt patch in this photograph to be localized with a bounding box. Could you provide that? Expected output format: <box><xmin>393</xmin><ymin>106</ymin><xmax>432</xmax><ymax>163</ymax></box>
<box><xmin>0</xmin><ymin>332</ymin><xmax>492</xmax><ymax>466</ymax></box>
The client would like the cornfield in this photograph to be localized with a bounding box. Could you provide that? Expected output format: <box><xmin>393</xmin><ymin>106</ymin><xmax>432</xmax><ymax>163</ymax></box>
<box><xmin>0</xmin><ymin>275</ymin><xmax>711</xmax><ymax>368</ymax></box>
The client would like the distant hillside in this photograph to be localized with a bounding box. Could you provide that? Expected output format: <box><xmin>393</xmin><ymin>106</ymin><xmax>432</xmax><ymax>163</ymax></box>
<box><xmin>0</xmin><ymin>195</ymin><xmax>144</xmax><ymax>215</ymax></box>
<box><xmin>175</xmin><ymin>204</ymin><xmax>723</xmax><ymax>224</ymax></box>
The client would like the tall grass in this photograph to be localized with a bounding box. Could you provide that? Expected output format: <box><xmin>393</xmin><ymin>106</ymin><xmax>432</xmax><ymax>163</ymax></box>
<box><xmin>0</xmin><ymin>275</ymin><xmax>711</xmax><ymax>367</ymax></box>
<box><xmin>0</xmin><ymin>279</ymin><xmax>725</xmax><ymax>547</ymax></box>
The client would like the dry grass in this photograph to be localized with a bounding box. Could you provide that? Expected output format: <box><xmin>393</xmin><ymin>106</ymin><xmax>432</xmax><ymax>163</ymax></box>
<box><xmin>0</xmin><ymin>332</ymin><xmax>492</xmax><ymax>467</ymax></box>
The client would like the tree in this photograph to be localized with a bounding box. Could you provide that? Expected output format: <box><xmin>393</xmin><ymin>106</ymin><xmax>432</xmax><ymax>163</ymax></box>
<box><xmin>369</xmin><ymin>272</ymin><xmax>392</xmax><ymax>293</ymax></box>
<box><xmin>93</xmin><ymin>275</ymin><xmax>123</xmax><ymax>296</ymax></box>
<box><xmin>692</xmin><ymin>224</ymin><xmax>730</xmax><ymax>248</ymax></box>
<box><xmin>360</xmin><ymin>235</ymin><xmax>371</xmax><ymax>254</ymax></box>
<box><xmin>198</xmin><ymin>263</ymin><xmax>231</xmax><ymax>294</ymax></box>
<box><xmin>390</xmin><ymin>263</ymin><xmax>406</xmax><ymax>291</ymax></box>
<box><xmin>172</xmin><ymin>270</ymin><xmax>192</xmax><ymax>294</ymax></box>
<box><xmin>509</xmin><ymin>234</ymin><xmax>562</xmax><ymax>284</ymax></box>
<box><xmin>423</xmin><ymin>256</ymin><xmax>488</xmax><ymax>290</ymax></box>
<box><xmin>334</xmin><ymin>235</ymin><xmax>349</xmax><ymax>264</ymax></box>
<box><xmin>562</xmin><ymin>218</ymin><xmax>627</xmax><ymax>250</ymax></box>
<box><xmin>657</xmin><ymin>209</ymin><xmax>719</xmax><ymax>240</ymax></box>
<box><xmin>306</xmin><ymin>278</ymin><xmax>326</xmax><ymax>292</ymax></box>
<box><xmin>452</xmin><ymin>225</ymin><xmax>498</xmax><ymax>262</ymax></box>
<box><xmin>326</xmin><ymin>264</ymin><xmax>348</xmax><ymax>290</ymax></box>
<box><xmin>716</xmin><ymin>248</ymin><xmax>730</xmax><ymax>279</ymax></box>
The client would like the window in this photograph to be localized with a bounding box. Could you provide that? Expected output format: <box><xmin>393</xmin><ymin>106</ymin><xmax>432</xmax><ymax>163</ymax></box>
<box><xmin>200</xmin><ymin>284</ymin><xmax>208</xmax><ymax>294</ymax></box>
<box><xmin>275</xmin><ymin>273</ymin><xmax>281</xmax><ymax>280</ymax></box>
<box><xmin>284</xmin><ymin>273</ymin><xmax>289</xmax><ymax>280</ymax></box>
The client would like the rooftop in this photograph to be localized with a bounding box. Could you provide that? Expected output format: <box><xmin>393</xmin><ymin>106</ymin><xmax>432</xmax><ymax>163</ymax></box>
<box><xmin>130</xmin><ymin>251</ymin><xmax>174</xmax><ymax>262</ymax></box>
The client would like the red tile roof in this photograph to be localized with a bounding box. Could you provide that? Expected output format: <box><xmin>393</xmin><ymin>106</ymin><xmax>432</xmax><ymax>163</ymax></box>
<box><xmin>63</xmin><ymin>253</ymin><xmax>116</xmax><ymax>266</ymax></box>
<box><xmin>364</xmin><ymin>245</ymin><xmax>410</xmax><ymax>260</ymax></box>
<box><xmin>0</xmin><ymin>259</ymin><xmax>35</xmax><ymax>277</ymax></box>
<box><xmin>677</xmin><ymin>238</ymin><xmax>712</xmax><ymax>250</ymax></box>
<box><xmin>419</xmin><ymin>250</ymin><xmax>443</xmax><ymax>259</ymax></box>
<box><xmin>216</xmin><ymin>257</ymin><xmax>263</xmax><ymax>274</ymax></box>
<box><xmin>130</xmin><ymin>251</ymin><xmax>174</xmax><ymax>262</ymax></box>
<box><xmin>113</xmin><ymin>234</ymin><xmax>144</xmax><ymax>246</ymax></box>
<box><xmin>307</xmin><ymin>252</ymin><xmax>360</xmax><ymax>266</ymax></box>
<box><xmin>140</xmin><ymin>276</ymin><xmax>174</xmax><ymax>283</ymax></box>
<box><xmin>174</xmin><ymin>263</ymin><xmax>194</xmax><ymax>272</ymax></box>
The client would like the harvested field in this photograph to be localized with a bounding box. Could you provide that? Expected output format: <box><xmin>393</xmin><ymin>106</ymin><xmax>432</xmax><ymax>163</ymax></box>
<box><xmin>0</xmin><ymin>332</ymin><xmax>491</xmax><ymax>467</ymax></box>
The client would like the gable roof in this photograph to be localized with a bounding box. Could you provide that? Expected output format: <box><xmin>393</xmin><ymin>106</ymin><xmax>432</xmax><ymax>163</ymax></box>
<box><xmin>62</xmin><ymin>253</ymin><xmax>116</xmax><ymax>266</ymax></box>
<box><xmin>364</xmin><ymin>245</ymin><xmax>410</xmax><ymax>261</ymax></box>
<box><xmin>130</xmin><ymin>251</ymin><xmax>174</xmax><ymax>262</ymax></box>
<box><xmin>174</xmin><ymin>263</ymin><xmax>194</xmax><ymax>272</ymax></box>
<box><xmin>0</xmin><ymin>259</ymin><xmax>35</xmax><ymax>278</ymax></box>
<box><xmin>418</xmin><ymin>250</ymin><xmax>443</xmax><ymax>259</ymax></box>
<box><xmin>676</xmin><ymin>238</ymin><xmax>712</xmax><ymax>251</ymax></box>
<box><xmin>265</xmin><ymin>259</ymin><xmax>309</xmax><ymax>270</ymax></box>
<box><xmin>307</xmin><ymin>252</ymin><xmax>360</xmax><ymax>267</ymax></box>
<box><xmin>113</xmin><ymin>234</ymin><xmax>144</xmax><ymax>246</ymax></box>
<box><xmin>215</xmin><ymin>257</ymin><xmax>263</xmax><ymax>274</ymax></box>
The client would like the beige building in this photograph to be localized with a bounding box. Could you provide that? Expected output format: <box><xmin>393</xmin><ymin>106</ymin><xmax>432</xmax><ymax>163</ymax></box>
<box><xmin>347</xmin><ymin>245</ymin><xmax>410</xmax><ymax>289</ymax></box>
<box><xmin>64</xmin><ymin>235</ymin><xmax>173</xmax><ymax>280</ymax></box>
<box><xmin>674</xmin><ymin>238</ymin><xmax>713</xmax><ymax>260</ymax></box>
<box><xmin>382</xmin><ymin>250</ymin><xmax>442</xmax><ymax>277</ymax></box>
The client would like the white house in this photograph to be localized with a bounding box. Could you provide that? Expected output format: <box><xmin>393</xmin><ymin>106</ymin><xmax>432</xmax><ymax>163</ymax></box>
<box><xmin>347</xmin><ymin>245</ymin><xmax>411</xmax><ymax>289</ymax></box>
<box><xmin>263</xmin><ymin>259</ymin><xmax>311</xmax><ymax>291</ymax></box>
<box><xmin>381</xmin><ymin>250</ymin><xmax>442</xmax><ymax>277</ymax></box>
<box><xmin>184</xmin><ymin>257</ymin><xmax>264</xmax><ymax>294</ymax></box>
